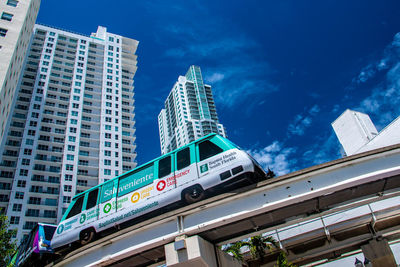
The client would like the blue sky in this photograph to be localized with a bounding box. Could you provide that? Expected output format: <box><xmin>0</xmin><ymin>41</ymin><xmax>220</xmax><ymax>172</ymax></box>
<box><xmin>37</xmin><ymin>0</ymin><xmax>400</xmax><ymax>175</ymax></box>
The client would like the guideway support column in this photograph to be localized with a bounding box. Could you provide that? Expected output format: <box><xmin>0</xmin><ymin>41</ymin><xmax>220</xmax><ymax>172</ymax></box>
<box><xmin>165</xmin><ymin>235</ymin><xmax>241</xmax><ymax>267</ymax></box>
<box><xmin>361</xmin><ymin>239</ymin><xmax>397</xmax><ymax>267</ymax></box>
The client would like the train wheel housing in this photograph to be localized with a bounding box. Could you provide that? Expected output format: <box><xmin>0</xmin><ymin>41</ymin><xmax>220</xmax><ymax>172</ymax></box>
<box><xmin>182</xmin><ymin>185</ymin><xmax>205</xmax><ymax>204</ymax></box>
<box><xmin>79</xmin><ymin>228</ymin><xmax>96</xmax><ymax>246</ymax></box>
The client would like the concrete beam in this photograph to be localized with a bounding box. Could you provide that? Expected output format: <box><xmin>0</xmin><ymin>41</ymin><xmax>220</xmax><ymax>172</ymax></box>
<box><xmin>165</xmin><ymin>235</ymin><xmax>241</xmax><ymax>267</ymax></box>
<box><xmin>361</xmin><ymin>239</ymin><xmax>397</xmax><ymax>267</ymax></box>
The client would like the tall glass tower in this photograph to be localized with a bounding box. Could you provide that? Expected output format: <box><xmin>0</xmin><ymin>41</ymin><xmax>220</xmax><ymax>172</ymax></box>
<box><xmin>158</xmin><ymin>66</ymin><xmax>226</xmax><ymax>154</ymax></box>
<box><xmin>0</xmin><ymin>24</ymin><xmax>138</xmax><ymax>241</ymax></box>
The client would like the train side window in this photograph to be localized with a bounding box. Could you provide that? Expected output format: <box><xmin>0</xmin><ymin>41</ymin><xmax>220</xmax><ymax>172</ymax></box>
<box><xmin>86</xmin><ymin>189</ymin><xmax>99</xmax><ymax>210</ymax></box>
<box><xmin>199</xmin><ymin>140</ymin><xmax>223</xmax><ymax>161</ymax></box>
<box><xmin>65</xmin><ymin>196</ymin><xmax>84</xmax><ymax>219</ymax></box>
<box><xmin>158</xmin><ymin>156</ymin><xmax>171</xmax><ymax>178</ymax></box>
<box><xmin>177</xmin><ymin>148</ymin><xmax>190</xmax><ymax>170</ymax></box>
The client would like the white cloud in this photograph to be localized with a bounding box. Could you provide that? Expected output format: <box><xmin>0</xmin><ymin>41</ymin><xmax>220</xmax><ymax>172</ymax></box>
<box><xmin>355</xmin><ymin>32</ymin><xmax>400</xmax><ymax>129</ymax></box>
<box><xmin>203</xmin><ymin>62</ymin><xmax>278</xmax><ymax>108</ymax></box>
<box><xmin>247</xmin><ymin>141</ymin><xmax>296</xmax><ymax>176</ymax></box>
<box><xmin>287</xmin><ymin>105</ymin><xmax>320</xmax><ymax>136</ymax></box>
<box><xmin>205</xmin><ymin>72</ymin><xmax>225</xmax><ymax>83</ymax></box>
<box><xmin>356</xmin><ymin>64</ymin><xmax>376</xmax><ymax>83</ymax></box>
<box><xmin>302</xmin><ymin>133</ymin><xmax>342</xmax><ymax>166</ymax></box>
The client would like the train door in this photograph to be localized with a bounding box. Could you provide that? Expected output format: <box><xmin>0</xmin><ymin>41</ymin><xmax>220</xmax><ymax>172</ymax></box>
<box><xmin>174</xmin><ymin>145</ymin><xmax>198</xmax><ymax>187</ymax></box>
<box><xmin>154</xmin><ymin>155</ymin><xmax>175</xmax><ymax>194</ymax></box>
<box><xmin>62</xmin><ymin>194</ymin><xmax>85</xmax><ymax>232</ymax></box>
<box><xmin>79</xmin><ymin>188</ymin><xmax>99</xmax><ymax>227</ymax></box>
<box><xmin>99</xmin><ymin>179</ymin><xmax>118</xmax><ymax>218</ymax></box>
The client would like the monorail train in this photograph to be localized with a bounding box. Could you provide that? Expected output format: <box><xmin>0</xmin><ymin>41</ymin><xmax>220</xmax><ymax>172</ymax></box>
<box><xmin>9</xmin><ymin>223</ymin><xmax>56</xmax><ymax>267</ymax></box>
<box><xmin>51</xmin><ymin>133</ymin><xmax>265</xmax><ymax>249</ymax></box>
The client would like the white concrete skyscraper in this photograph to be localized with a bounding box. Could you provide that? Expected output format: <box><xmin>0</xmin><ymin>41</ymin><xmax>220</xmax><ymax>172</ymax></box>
<box><xmin>0</xmin><ymin>0</ymin><xmax>41</xmax><ymax>144</ymax></box>
<box><xmin>158</xmin><ymin>65</ymin><xmax>226</xmax><ymax>154</ymax></box>
<box><xmin>0</xmin><ymin>24</ymin><xmax>138</xmax><ymax>241</ymax></box>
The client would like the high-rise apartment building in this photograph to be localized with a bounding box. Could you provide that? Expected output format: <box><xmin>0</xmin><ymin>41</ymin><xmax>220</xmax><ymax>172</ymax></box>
<box><xmin>0</xmin><ymin>0</ymin><xmax>41</xmax><ymax>144</ymax></box>
<box><xmin>158</xmin><ymin>65</ymin><xmax>226</xmax><ymax>154</ymax></box>
<box><xmin>0</xmin><ymin>24</ymin><xmax>138</xmax><ymax>241</ymax></box>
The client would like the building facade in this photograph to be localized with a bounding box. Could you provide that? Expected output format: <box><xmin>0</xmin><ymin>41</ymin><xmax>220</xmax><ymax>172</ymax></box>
<box><xmin>0</xmin><ymin>0</ymin><xmax>41</xmax><ymax>145</ymax></box>
<box><xmin>0</xmin><ymin>24</ymin><xmax>138</xmax><ymax>241</ymax></box>
<box><xmin>332</xmin><ymin>109</ymin><xmax>400</xmax><ymax>156</ymax></box>
<box><xmin>158</xmin><ymin>66</ymin><xmax>226</xmax><ymax>154</ymax></box>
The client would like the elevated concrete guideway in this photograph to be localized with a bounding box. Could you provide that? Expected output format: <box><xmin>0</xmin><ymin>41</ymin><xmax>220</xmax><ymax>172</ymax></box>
<box><xmin>52</xmin><ymin>144</ymin><xmax>400</xmax><ymax>267</ymax></box>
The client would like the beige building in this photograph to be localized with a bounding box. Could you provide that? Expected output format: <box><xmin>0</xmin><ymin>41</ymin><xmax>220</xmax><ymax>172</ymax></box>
<box><xmin>0</xmin><ymin>0</ymin><xmax>41</xmax><ymax>144</ymax></box>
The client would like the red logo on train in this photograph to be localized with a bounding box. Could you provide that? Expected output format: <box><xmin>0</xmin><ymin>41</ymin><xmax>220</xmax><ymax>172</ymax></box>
<box><xmin>157</xmin><ymin>180</ymin><xmax>166</xmax><ymax>191</ymax></box>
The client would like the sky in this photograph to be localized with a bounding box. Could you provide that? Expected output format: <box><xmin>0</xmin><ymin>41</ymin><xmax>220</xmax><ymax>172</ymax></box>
<box><xmin>37</xmin><ymin>0</ymin><xmax>400</xmax><ymax>176</ymax></box>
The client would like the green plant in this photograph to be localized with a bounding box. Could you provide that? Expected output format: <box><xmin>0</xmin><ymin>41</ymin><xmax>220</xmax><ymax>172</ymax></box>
<box><xmin>222</xmin><ymin>235</ymin><xmax>296</xmax><ymax>267</ymax></box>
<box><xmin>0</xmin><ymin>215</ymin><xmax>17</xmax><ymax>266</ymax></box>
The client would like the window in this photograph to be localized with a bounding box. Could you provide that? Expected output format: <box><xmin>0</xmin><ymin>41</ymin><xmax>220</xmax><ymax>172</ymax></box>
<box><xmin>19</xmin><ymin>169</ymin><xmax>28</xmax><ymax>176</ymax></box>
<box><xmin>65</xmin><ymin>196</ymin><xmax>84</xmax><ymax>219</ymax></box>
<box><xmin>198</xmin><ymin>140</ymin><xmax>223</xmax><ymax>161</ymax></box>
<box><xmin>15</xmin><ymin>192</ymin><xmax>24</xmax><ymax>199</ymax></box>
<box><xmin>67</xmin><ymin>154</ymin><xmax>74</xmax><ymax>160</ymax></box>
<box><xmin>64</xmin><ymin>185</ymin><xmax>72</xmax><ymax>192</ymax></box>
<box><xmin>69</xmin><ymin>136</ymin><xmax>76</xmax><ymax>142</ymax></box>
<box><xmin>104</xmin><ymin>169</ymin><xmax>111</xmax><ymax>175</ymax></box>
<box><xmin>17</xmin><ymin>180</ymin><xmax>26</xmax><ymax>188</ymax></box>
<box><xmin>177</xmin><ymin>148</ymin><xmax>190</xmax><ymax>170</ymax></box>
<box><xmin>86</xmin><ymin>189</ymin><xmax>99</xmax><ymax>210</ymax></box>
<box><xmin>158</xmin><ymin>156</ymin><xmax>171</xmax><ymax>178</ymax></box>
<box><xmin>12</xmin><ymin>204</ymin><xmax>22</xmax><ymax>212</ymax></box>
<box><xmin>10</xmin><ymin>216</ymin><xmax>19</xmax><ymax>225</ymax></box>
<box><xmin>29</xmin><ymin>197</ymin><xmax>41</xmax><ymax>205</ymax></box>
<box><xmin>26</xmin><ymin>209</ymin><xmax>39</xmax><ymax>217</ymax></box>
<box><xmin>7</xmin><ymin>0</ymin><xmax>18</xmax><ymax>7</ymax></box>
<box><xmin>66</xmin><ymin>164</ymin><xmax>74</xmax><ymax>171</ymax></box>
<box><xmin>21</xmin><ymin>158</ymin><xmax>30</xmax><ymax>165</ymax></box>
<box><xmin>104</xmin><ymin>159</ymin><xmax>111</xmax><ymax>165</ymax></box>
<box><xmin>63</xmin><ymin>196</ymin><xmax>71</xmax><ymax>203</ymax></box>
<box><xmin>1</xmin><ymin>12</ymin><xmax>13</xmax><ymax>21</ymax></box>
<box><xmin>65</xmin><ymin>174</ymin><xmax>73</xmax><ymax>181</ymax></box>
<box><xmin>104</xmin><ymin>150</ymin><xmax>111</xmax><ymax>156</ymax></box>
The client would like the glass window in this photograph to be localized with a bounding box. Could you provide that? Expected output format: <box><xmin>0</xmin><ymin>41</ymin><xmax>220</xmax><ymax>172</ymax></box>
<box><xmin>1</xmin><ymin>12</ymin><xmax>13</xmax><ymax>21</ymax></box>
<box><xmin>198</xmin><ymin>140</ymin><xmax>223</xmax><ymax>161</ymax></box>
<box><xmin>43</xmin><ymin>225</ymin><xmax>56</xmax><ymax>241</ymax></box>
<box><xmin>65</xmin><ymin>196</ymin><xmax>84</xmax><ymax>219</ymax></box>
<box><xmin>7</xmin><ymin>0</ymin><xmax>18</xmax><ymax>7</ymax></box>
<box><xmin>177</xmin><ymin>148</ymin><xmax>190</xmax><ymax>170</ymax></box>
<box><xmin>158</xmin><ymin>156</ymin><xmax>171</xmax><ymax>178</ymax></box>
<box><xmin>86</xmin><ymin>189</ymin><xmax>98</xmax><ymax>210</ymax></box>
